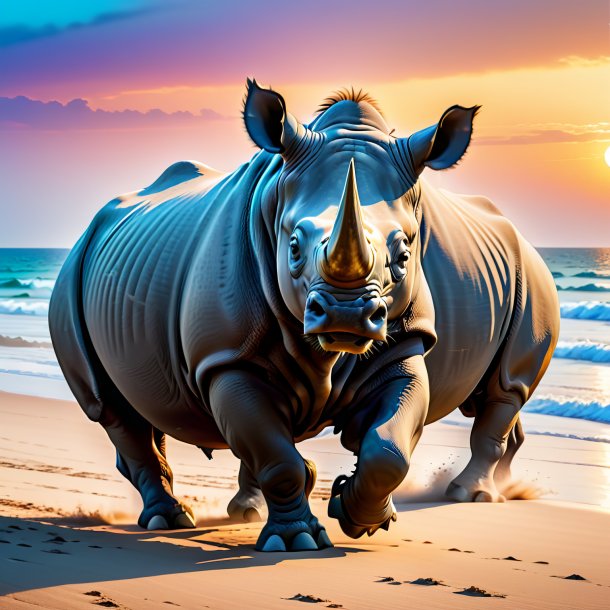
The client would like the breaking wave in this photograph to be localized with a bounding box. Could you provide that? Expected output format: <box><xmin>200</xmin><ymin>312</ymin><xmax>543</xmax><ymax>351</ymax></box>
<box><xmin>556</xmin><ymin>283</ymin><xmax>610</xmax><ymax>292</ymax></box>
<box><xmin>0</xmin><ymin>299</ymin><xmax>49</xmax><ymax>316</ymax></box>
<box><xmin>554</xmin><ymin>340</ymin><xmax>610</xmax><ymax>363</ymax></box>
<box><xmin>524</xmin><ymin>396</ymin><xmax>610</xmax><ymax>424</ymax></box>
<box><xmin>0</xmin><ymin>278</ymin><xmax>55</xmax><ymax>290</ymax></box>
<box><xmin>573</xmin><ymin>271</ymin><xmax>610</xmax><ymax>279</ymax></box>
<box><xmin>560</xmin><ymin>301</ymin><xmax>610</xmax><ymax>321</ymax></box>
<box><xmin>0</xmin><ymin>367</ymin><xmax>63</xmax><ymax>380</ymax></box>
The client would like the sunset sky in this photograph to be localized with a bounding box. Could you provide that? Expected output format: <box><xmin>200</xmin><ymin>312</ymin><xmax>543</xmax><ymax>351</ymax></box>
<box><xmin>1</xmin><ymin>0</ymin><xmax>608</xmax><ymax>247</ymax></box>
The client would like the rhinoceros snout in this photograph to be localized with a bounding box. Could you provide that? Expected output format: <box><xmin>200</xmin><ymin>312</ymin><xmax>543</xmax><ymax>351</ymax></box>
<box><xmin>304</xmin><ymin>291</ymin><xmax>387</xmax><ymax>352</ymax></box>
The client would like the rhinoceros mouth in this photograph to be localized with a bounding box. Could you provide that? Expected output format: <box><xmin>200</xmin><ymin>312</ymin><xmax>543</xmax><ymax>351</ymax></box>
<box><xmin>317</xmin><ymin>332</ymin><xmax>373</xmax><ymax>354</ymax></box>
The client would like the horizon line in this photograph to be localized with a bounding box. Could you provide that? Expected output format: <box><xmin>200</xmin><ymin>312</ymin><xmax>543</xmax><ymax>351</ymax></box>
<box><xmin>1</xmin><ymin>244</ymin><xmax>609</xmax><ymax>250</ymax></box>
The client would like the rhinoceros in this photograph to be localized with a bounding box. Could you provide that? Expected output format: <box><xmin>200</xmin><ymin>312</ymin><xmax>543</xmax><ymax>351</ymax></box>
<box><xmin>49</xmin><ymin>80</ymin><xmax>559</xmax><ymax>552</ymax></box>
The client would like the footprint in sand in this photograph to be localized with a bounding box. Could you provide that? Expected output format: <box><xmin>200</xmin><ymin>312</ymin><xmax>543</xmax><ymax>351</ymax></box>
<box><xmin>285</xmin><ymin>593</ymin><xmax>342</xmax><ymax>607</ymax></box>
<box><xmin>552</xmin><ymin>574</ymin><xmax>587</xmax><ymax>581</ymax></box>
<box><xmin>375</xmin><ymin>576</ymin><xmax>401</xmax><ymax>585</ymax></box>
<box><xmin>83</xmin><ymin>591</ymin><xmax>121</xmax><ymax>608</ymax></box>
<box><xmin>503</xmin><ymin>556</ymin><xmax>521</xmax><ymax>561</ymax></box>
<box><xmin>455</xmin><ymin>586</ymin><xmax>506</xmax><ymax>598</ymax></box>
<box><xmin>409</xmin><ymin>578</ymin><xmax>445</xmax><ymax>587</ymax></box>
<box><xmin>533</xmin><ymin>560</ymin><xmax>549</xmax><ymax>565</ymax></box>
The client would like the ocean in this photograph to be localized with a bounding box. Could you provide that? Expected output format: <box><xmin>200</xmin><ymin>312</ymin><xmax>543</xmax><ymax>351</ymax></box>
<box><xmin>0</xmin><ymin>247</ymin><xmax>609</xmax><ymax>432</ymax></box>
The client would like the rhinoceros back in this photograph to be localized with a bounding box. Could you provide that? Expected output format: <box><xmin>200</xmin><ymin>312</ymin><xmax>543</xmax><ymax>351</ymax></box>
<box><xmin>419</xmin><ymin>180</ymin><xmax>559</xmax><ymax>422</ymax></box>
<box><xmin>50</xmin><ymin>155</ymin><xmax>279</xmax><ymax>434</ymax></box>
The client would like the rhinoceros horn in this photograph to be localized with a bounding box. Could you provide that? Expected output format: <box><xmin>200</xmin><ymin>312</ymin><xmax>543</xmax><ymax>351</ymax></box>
<box><xmin>322</xmin><ymin>159</ymin><xmax>373</xmax><ymax>282</ymax></box>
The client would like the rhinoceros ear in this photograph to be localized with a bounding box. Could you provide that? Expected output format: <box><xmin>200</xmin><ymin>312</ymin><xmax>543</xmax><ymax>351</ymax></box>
<box><xmin>243</xmin><ymin>79</ymin><xmax>301</xmax><ymax>154</ymax></box>
<box><xmin>407</xmin><ymin>105</ymin><xmax>480</xmax><ymax>173</ymax></box>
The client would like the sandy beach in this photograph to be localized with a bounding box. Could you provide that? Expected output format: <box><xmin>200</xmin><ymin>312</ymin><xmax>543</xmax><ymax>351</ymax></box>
<box><xmin>1</xmin><ymin>391</ymin><xmax>608</xmax><ymax>609</ymax></box>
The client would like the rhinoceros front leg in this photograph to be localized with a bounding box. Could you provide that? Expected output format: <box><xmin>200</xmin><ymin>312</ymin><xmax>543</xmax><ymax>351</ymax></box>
<box><xmin>329</xmin><ymin>353</ymin><xmax>429</xmax><ymax>538</ymax></box>
<box><xmin>446</xmin><ymin>401</ymin><xmax>521</xmax><ymax>502</ymax></box>
<box><xmin>209</xmin><ymin>369</ymin><xmax>332</xmax><ymax>552</ymax></box>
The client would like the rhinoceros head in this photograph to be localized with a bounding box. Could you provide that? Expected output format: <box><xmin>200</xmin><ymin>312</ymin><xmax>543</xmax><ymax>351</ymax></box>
<box><xmin>244</xmin><ymin>80</ymin><xmax>478</xmax><ymax>354</ymax></box>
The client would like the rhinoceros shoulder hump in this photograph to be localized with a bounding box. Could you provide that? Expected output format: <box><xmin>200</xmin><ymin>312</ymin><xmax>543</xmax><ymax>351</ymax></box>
<box><xmin>140</xmin><ymin>160</ymin><xmax>221</xmax><ymax>196</ymax></box>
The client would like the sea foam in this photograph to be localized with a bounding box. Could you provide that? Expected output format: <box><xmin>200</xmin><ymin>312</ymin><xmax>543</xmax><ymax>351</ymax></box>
<box><xmin>0</xmin><ymin>299</ymin><xmax>49</xmax><ymax>316</ymax></box>
<box><xmin>524</xmin><ymin>396</ymin><xmax>610</xmax><ymax>424</ymax></box>
<box><xmin>554</xmin><ymin>340</ymin><xmax>610</xmax><ymax>363</ymax></box>
<box><xmin>560</xmin><ymin>301</ymin><xmax>610</xmax><ymax>321</ymax></box>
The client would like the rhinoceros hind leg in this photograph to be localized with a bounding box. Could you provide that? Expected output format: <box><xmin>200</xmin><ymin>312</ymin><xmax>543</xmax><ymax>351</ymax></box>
<box><xmin>103</xmin><ymin>403</ymin><xmax>195</xmax><ymax>529</ymax></box>
<box><xmin>227</xmin><ymin>458</ymin><xmax>317</xmax><ymax>523</ymax></box>
<box><xmin>227</xmin><ymin>462</ymin><xmax>265</xmax><ymax>522</ymax></box>
<box><xmin>209</xmin><ymin>370</ymin><xmax>331</xmax><ymax>552</ymax></box>
<box><xmin>446</xmin><ymin>401</ymin><xmax>521</xmax><ymax>503</ymax></box>
<box><xmin>494</xmin><ymin>415</ymin><xmax>524</xmax><ymax>491</ymax></box>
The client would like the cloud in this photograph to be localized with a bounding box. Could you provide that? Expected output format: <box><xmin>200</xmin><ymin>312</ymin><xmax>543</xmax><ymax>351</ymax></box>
<box><xmin>0</xmin><ymin>96</ymin><xmax>228</xmax><ymax>130</ymax></box>
<box><xmin>477</xmin><ymin>123</ymin><xmax>610</xmax><ymax>146</ymax></box>
<box><xmin>558</xmin><ymin>55</ymin><xmax>610</xmax><ymax>68</ymax></box>
<box><xmin>1</xmin><ymin>0</ymin><xmax>608</xmax><ymax>100</ymax></box>
<box><xmin>0</xmin><ymin>7</ymin><xmax>153</xmax><ymax>48</ymax></box>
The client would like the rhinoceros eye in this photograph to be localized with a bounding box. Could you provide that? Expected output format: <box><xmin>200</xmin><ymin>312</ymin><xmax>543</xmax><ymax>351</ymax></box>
<box><xmin>289</xmin><ymin>231</ymin><xmax>306</xmax><ymax>278</ymax></box>
<box><xmin>390</xmin><ymin>239</ymin><xmax>410</xmax><ymax>282</ymax></box>
<box><xmin>290</xmin><ymin>235</ymin><xmax>300</xmax><ymax>258</ymax></box>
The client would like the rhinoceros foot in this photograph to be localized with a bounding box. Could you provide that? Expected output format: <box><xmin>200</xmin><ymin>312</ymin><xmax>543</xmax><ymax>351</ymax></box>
<box><xmin>255</xmin><ymin>511</ymin><xmax>332</xmax><ymax>552</ymax></box>
<box><xmin>139</xmin><ymin>501</ymin><xmax>196</xmax><ymax>530</ymax></box>
<box><xmin>445</xmin><ymin>480</ymin><xmax>506</xmax><ymax>503</ymax></box>
<box><xmin>327</xmin><ymin>475</ymin><xmax>397</xmax><ymax>539</ymax></box>
<box><xmin>227</xmin><ymin>491</ymin><xmax>265</xmax><ymax>523</ymax></box>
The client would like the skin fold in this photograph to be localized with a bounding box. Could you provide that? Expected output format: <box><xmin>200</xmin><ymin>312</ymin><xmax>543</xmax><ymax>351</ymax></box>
<box><xmin>48</xmin><ymin>81</ymin><xmax>559</xmax><ymax>551</ymax></box>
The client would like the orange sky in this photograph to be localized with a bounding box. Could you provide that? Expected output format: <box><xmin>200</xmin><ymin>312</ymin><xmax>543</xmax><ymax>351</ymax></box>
<box><xmin>0</xmin><ymin>1</ymin><xmax>608</xmax><ymax>247</ymax></box>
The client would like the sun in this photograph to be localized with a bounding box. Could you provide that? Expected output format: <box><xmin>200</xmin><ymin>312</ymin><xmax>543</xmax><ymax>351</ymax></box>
<box><xmin>605</xmin><ymin>145</ymin><xmax>610</xmax><ymax>168</ymax></box>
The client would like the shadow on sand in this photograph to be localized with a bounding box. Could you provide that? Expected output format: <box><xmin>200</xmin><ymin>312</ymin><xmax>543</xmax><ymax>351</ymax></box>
<box><xmin>0</xmin><ymin>515</ymin><xmax>364</xmax><ymax>596</ymax></box>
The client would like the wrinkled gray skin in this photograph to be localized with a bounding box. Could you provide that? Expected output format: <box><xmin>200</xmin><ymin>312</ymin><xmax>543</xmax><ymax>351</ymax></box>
<box><xmin>49</xmin><ymin>81</ymin><xmax>559</xmax><ymax>552</ymax></box>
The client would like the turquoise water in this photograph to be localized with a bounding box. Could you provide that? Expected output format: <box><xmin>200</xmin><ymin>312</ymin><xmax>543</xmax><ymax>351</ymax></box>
<box><xmin>0</xmin><ymin>247</ymin><xmax>609</xmax><ymax>423</ymax></box>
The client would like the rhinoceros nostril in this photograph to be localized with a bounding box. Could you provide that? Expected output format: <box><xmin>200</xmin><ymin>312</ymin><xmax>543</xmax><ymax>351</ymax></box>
<box><xmin>308</xmin><ymin>299</ymin><xmax>325</xmax><ymax>317</ymax></box>
<box><xmin>370</xmin><ymin>305</ymin><xmax>386</xmax><ymax>324</ymax></box>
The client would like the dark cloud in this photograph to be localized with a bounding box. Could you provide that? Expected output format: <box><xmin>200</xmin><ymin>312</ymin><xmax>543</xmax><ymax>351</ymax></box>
<box><xmin>0</xmin><ymin>96</ymin><xmax>227</xmax><ymax>130</ymax></box>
